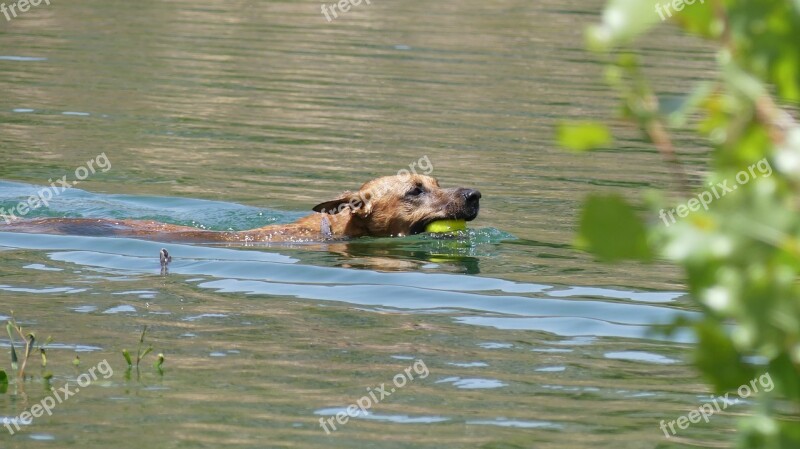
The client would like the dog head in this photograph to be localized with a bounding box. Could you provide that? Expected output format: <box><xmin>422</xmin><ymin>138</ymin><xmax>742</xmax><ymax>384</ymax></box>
<box><xmin>312</xmin><ymin>174</ymin><xmax>481</xmax><ymax>237</ymax></box>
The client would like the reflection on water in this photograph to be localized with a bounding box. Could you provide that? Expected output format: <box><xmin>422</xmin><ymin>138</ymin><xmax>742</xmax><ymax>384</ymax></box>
<box><xmin>0</xmin><ymin>0</ymin><xmax>731</xmax><ymax>447</ymax></box>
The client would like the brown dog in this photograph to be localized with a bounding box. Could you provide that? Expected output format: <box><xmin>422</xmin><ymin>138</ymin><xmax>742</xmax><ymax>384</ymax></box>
<box><xmin>0</xmin><ymin>174</ymin><xmax>481</xmax><ymax>243</ymax></box>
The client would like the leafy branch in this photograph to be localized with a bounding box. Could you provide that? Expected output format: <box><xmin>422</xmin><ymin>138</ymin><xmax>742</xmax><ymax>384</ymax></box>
<box><xmin>122</xmin><ymin>325</ymin><xmax>164</xmax><ymax>378</ymax></box>
<box><xmin>557</xmin><ymin>0</ymin><xmax>800</xmax><ymax>447</ymax></box>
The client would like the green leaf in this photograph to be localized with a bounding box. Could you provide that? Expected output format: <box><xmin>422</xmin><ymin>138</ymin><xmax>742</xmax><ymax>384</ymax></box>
<box><xmin>154</xmin><ymin>353</ymin><xmax>165</xmax><ymax>373</ymax></box>
<box><xmin>556</xmin><ymin>121</ymin><xmax>613</xmax><ymax>152</ymax></box>
<box><xmin>139</xmin><ymin>346</ymin><xmax>153</xmax><ymax>362</ymax></box>
<box><xmin>773</xmin><ymin>54</ymin><xmax>800</xmax><ymax>102</ymax></box>
<box><xmin>693</xmin><ymin>320</ymin><xmax>754</xmax><ymax>392</ymax></box>
<box><xmin>673</xmin><ymin>0</ymin><xmax>718</xmax><ymax>38</ymax></box>
<box><xmin>0</xmin><ymin>370</ymin><xmax>7</xmax><ymax>394</ymax></box>
<box><xmin>9</xmin><ymin>340</ymin><xmax>17</xmax><ymax>371</ymax></box>
<box><xmin>122</xmin><ymin>349</ymin><xmax>132</xmax><ymax>366</ymax></box>
<box><xmin>139</xmin><ymin>325</ymin><xmax>148</xmax><ymax>344</ymax></box>
<box><xmin>576</xmin><ymin>194</ymin><xmax>652</xmax><ymax>262</ymax></box>
<box><xmin>25</xmin><ymin>333</ymin><xmax>35</xmax><ymax>358</ymax></box>
<box><xmin>768</xmin><ymin>353</ymin><xmax>800</xmax><ymax>402</ymax></box>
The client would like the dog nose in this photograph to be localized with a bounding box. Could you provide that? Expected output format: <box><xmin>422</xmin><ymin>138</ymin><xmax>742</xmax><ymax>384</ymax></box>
<box><xmin>463</xmin><ymin>189</ymin><xmax>481</xmax><ymax>202</ymax></box>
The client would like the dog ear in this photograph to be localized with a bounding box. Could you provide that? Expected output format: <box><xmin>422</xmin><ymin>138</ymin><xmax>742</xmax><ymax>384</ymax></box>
<box><xmin>312</xmin><ymin>191</ymin><xmax>371</xmax><ymax>217</ymax></box>
<box><xmin>312</xmin><ymin>195</ymin><xmax>351</xmax><ymax>214</ymax></box>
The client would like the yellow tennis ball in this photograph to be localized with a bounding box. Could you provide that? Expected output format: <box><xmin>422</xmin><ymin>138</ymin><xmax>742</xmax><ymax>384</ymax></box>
<box><xmin>425</xmin><ymin>219</ymin><xmax>467</xmax><ymax>233</ymax></box>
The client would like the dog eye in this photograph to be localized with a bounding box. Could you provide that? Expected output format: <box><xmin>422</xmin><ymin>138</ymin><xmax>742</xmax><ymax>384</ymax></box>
<box><xmin>406</xmin><ymin>187</ymin><xmax>424</xmax><ymax>197</ymax></box>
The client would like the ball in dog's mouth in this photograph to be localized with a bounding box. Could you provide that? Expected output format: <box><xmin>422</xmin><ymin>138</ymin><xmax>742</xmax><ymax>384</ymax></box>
<box><xmin>425</xmin><ymin>219</ymin><xmax>467</xmax><ymax>233</ymax></box>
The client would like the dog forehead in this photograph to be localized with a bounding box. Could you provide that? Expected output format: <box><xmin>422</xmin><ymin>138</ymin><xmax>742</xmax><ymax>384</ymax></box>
<box><xmin>364</xmin><ymin>174</ymin><xmax>435</xmax><ymax>188</ymax></box>
<box><xmin>356</xmin><ymin>175</ymin><xmax>440</xmax><ymax>201</ymax></box>
<box><xmin>359</xmin><ymin>175</ymin><xmax>413</xmax><ymax>191</ymax></box>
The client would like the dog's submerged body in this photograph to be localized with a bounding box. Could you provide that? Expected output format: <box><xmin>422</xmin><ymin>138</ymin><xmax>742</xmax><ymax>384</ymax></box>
<box><xmin>0</xmin><ymin>175</ymin><xmax>481</xmax><ymax>243</ymax></box>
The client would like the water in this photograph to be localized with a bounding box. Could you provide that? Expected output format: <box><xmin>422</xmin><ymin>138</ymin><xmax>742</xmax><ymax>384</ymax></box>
<box><xmin>0</xmin><ymin>0</ymin><xmax>737</xmax><ymax>447</ymax></box>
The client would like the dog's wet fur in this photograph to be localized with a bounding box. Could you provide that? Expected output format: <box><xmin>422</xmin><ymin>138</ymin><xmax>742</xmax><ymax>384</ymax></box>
<box><xmin>0</xmin><ymin>175</ymin><xmax>481</xmax><ymax>243</ymax></box>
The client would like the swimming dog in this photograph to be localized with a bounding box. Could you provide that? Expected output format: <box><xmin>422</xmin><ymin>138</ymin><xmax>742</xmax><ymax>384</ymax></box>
<box><xmin>0</xmin><ymin>174</ymin><xmax>481</xmax><ymax>243</ymax></box>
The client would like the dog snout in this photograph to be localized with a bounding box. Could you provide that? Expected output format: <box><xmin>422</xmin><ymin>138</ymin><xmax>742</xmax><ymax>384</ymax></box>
<box><xmin>463</xmin><ymin>189</ymin><xmax>481</xmax><ymax>203</ymax></box>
